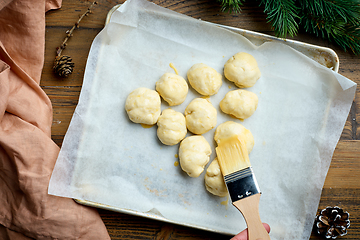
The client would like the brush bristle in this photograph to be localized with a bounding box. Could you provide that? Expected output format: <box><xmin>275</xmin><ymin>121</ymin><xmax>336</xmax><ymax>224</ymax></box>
<box><xmin>215</xmin><ymin>135</ymin><xmax>251</xmax><ymax>176</ymax></box>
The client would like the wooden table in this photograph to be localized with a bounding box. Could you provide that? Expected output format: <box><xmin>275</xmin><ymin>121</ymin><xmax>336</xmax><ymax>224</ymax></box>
<box><xmin>43</xmin><ymin>1</ymin><xmax>360</xmax><ymax>239</ymax></box>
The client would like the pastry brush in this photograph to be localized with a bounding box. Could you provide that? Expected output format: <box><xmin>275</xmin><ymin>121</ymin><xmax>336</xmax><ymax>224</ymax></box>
<box><xmin>216</xmin><ymin>135</ymin><xmax>270</xmax><ymax>240</ymax></box>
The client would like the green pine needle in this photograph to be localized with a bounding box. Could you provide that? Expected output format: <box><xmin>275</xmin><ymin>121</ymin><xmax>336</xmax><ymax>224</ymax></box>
<box><xmin>300</xmin><ymin>0</ymin><xmax>360</xmax><ymax>26</ymax></box>
<box><xmin>333</xmin><ymin>27</ymin><xmax>360</xmax><ymax>55</ymax></box>
<box><xmin>217</xmin><ymin>0</ymin><xmax>360</xmax><ymax>55</ymax></box>
<box><xmin>260</xmin><ymin>0</ymin><xmax>300</xmax><ymax>38</ymax></box>
<box><xmin>217</xmin><ymin>0</ymin><xmax>244</xmax><ymax>13</ymax></box>
<box><xmin>299</xmin><ymin>0</ymin><xmax>360</xmax><ymax>54</ymax></box>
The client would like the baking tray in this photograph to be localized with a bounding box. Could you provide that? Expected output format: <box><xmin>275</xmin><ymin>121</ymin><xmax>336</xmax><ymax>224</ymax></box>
<box><xmin>74</xmin><ymin>3</ymin><xmax>340</xmax><ymax>234</ymax></box>
<box><xmin>104</xmin><ymin>4</ymin><xmax>339</xmax><ymax>73</ymax></box>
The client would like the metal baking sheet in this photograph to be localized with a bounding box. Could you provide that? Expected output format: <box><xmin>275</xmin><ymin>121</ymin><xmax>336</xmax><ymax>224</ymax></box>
<box><xmin>72</xmin><ymin>3</ymin><xmax>341</xmax><ymax>234</ymax></box>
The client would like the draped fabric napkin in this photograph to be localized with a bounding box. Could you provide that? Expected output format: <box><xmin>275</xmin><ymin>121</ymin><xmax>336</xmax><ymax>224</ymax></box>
<box><xmin>0</xmin><ymin>0</ymin><xmax>110</xmax><ymax>239</ymax></box>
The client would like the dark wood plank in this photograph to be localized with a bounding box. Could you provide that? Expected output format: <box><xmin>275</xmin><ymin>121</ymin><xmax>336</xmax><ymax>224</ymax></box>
<box><xmin>325</xmin><ymin>141</ymin><xmax>360</xmax><ymax>188</ymax></box>
<box><xmin>98</xmin><ymin>208</ymin><xmax>228</xmax><ymax>240</ymax></box>
<box><xmin>43</xmin><ymin>0</ymin><xmax>360</xmax><ymax>239</ymax></box>
<box><xmin>45</xmin><ymin>0</ymin><xmax>117</xmax><ymax>28</ymax></box>
<box><xmin>310</xmin><ymin>188</ymin><xmax>360</xmax><ymax>240</ymax></box>
<box><xmin>41</xmin><ymin>27</ymin><xmax>101</xmax><ymax>87</ymax></box>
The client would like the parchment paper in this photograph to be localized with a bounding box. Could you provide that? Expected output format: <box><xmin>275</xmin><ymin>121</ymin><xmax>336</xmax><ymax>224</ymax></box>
<box><xmin>48</xmin><ymin>0</ymin><xmax>356</xmax><ymax>238</ymax></box>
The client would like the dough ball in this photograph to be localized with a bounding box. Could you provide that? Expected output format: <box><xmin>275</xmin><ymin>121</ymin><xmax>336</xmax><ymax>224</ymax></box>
<box><xmin>214</xmin><ymin>121</ymin><xmax>254</xmax><ymax>153</ymax></box>
<box><xmin>179</xmin><ymin>135</ymin><xmax>212</xmax><ymax>178</ymax></box>
<box><xmin>156</xmin><ymin>73</ymin><xmax>188</xmax><ymax>106</ymax></box>
<box><xmin>187</xmin><ymin>63</ymin><xmax>222</xmax><ymax>96</ymax></box>
<box><xmin>125</xmin><ymin>88</ymin><xmax>161</xmax><ymax>125</ymax></box>
<box><xmin>224</xmin><ymin>52</ymin><xmax>261</xmax><ymax>88</ymax></box>
<box><xmin>220</xmin><ymin>89</ymin><xmax>258</xmax><ymax>120</ymax></box>
<box><xmin>204</xmin><ymin>158</ymin><xmax>228</xmax><ymax>197</ymax></box>
<box><xmin>184</xmin><ymin>98</ymin><xmax>217</xmax><ymax>135</ymax></box>
<box><xmin>157</xmin><ymin>109</ymin><xmax>187</xmax><ymax>146</ymax></box>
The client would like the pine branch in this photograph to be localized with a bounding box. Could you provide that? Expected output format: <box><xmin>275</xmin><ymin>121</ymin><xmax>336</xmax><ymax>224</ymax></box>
<box><xmin>332</xmin><ymin>26</ymin><xmax>360</xmax><ymax>55</ymax></box>
<box><xmin>217</xmin><ymin>0</ymin><xmax>244</xmax><ymax>13</ymax></box>
<box><xmin>299</xmin><ymin>0</ymin><xmax>360</xmax><ymax>26</ymax></box>
<box><xmin>260</xmin><ymin>0</ymin><xmax>300</xmax><ymax>38</ymax></box>
<box><xmin>216</xmin><ymin>0</ymin><xmax>360</xmax><ymax>54</ymax></box>
<box><xmin>299</xmin><ymin>0</ymin><xmax>360</xmax><ymax>54</ymax></box>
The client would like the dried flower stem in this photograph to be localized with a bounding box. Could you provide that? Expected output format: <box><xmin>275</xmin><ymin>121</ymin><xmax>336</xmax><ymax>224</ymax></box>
<box><xmin>56</xmin><ymin>1</ymin><xmax>98</xmax><ymax>57</ymax></box>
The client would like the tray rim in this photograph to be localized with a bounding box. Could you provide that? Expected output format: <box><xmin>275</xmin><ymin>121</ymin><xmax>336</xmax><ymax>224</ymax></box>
<box><xmin>104</xmin><ymin>4</ymin><xmax>339</xmax><ymax>73</ymax></box>
<box><xmin>75</xmin><ymin>199</ymin><xmax>233</xmax><ymax>235</ymax></box>
<box><xmin>75</xmin><ymin>2</ymin><xmax>340</xmax><ymax>235</ymax></box>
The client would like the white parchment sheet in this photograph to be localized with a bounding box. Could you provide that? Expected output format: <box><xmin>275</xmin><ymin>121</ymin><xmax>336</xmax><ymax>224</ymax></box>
<box><xmin>48</xmin><ymin>0</ymin><xmax>356</xmax><ymax>238</ymax></box>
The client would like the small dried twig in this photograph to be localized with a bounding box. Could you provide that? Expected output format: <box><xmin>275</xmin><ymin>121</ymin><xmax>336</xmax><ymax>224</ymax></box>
<box><xmin>56</xmin><ymin>1</ymin><xmax>98</xmax><ymax>57</ymax></box>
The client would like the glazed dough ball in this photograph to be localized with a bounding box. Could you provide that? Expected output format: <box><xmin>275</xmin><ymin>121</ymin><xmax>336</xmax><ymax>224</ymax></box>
<box><xmin>184</xmin><ymin>98</ymin><xmax>217</xmax><ymax>135</ymax></box>
<box><xmin>224</xmin><ymin>52</ymin><xmax>261</xmax><ymax>88</ymax></box>
<box><xmin>204</xmin><ymin>158</ymin><xmax>228</xmax><ymax>197</ymax></box>
<box><xmin>125</xmin><ymin>87</ymin><xmax>161</xmax><ymax>125</ymax></box>
<box><xmin>156</xmin><ymin>73</ymin><xmax>188</xmax><ymax>106</ymax></box>
<box><xmin>157</xmin><ymin>109</ymin><xmax>187</xmax><ymax>146</ymax></box>
<box><xmin>220</xmin><ymin>89</ymin><xmax>258</xmax><ymax>120</ymax></box>
<box><xmin>187</xmin><ymin>63</ymin><xmax>222</xmax><ymax>96</ymax></box>
<box><xmin>179</xmin><ymin>135</ymin><xmax>212</xmax><ymax>178</ymax></box>
<box><xmin>214</xmin><ymin>121</ymin><xmax>254</xmax><ymax>153</ymax></box>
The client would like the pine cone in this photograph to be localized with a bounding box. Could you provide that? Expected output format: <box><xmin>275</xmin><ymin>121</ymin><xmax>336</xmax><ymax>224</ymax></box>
<box><xmin>53</xmin><ymin>55</ymin><xmax>74</xmax><ymax>77</ymax></box>
<box><xmin>314</xmin><ymin>206</ymin><xmax>350</xmax><ymax>239</ymax></box>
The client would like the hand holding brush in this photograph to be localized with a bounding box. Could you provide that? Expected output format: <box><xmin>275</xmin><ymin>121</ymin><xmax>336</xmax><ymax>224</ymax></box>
<box><xmin>216</xmin><ymin>135</ymin><xmax>271</xmax><ymax>240</ymax></box>
<box><xmin>231</xmin><ymin>223</ymin><xmax>270</xmax><ymax>240</ymax></box>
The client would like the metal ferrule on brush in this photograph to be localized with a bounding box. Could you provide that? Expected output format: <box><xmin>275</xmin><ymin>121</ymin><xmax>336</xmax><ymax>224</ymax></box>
<box><xmin>225</xmin><ymin>166</ymin><xmax>261</xmax><ymax>202</ymax></box>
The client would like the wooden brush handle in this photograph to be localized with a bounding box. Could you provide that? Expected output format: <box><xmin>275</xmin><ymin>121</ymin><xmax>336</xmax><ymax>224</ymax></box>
<box><xmin>233</xmin><ymin>194</ymin><xmax>270</xmax><ymax>240</ymax></box>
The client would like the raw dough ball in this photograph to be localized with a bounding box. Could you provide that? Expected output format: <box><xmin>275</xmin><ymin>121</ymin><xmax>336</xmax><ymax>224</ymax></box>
<box><xmin>179</xmin><ymin>135</ymin><xmax>212</xmax><ymax>178</ymax></box>
<box><xmin>157</xmin><ymin>109</ymin><xmax>187</xmax><ymax>146</ymax></box>
<box><xmin>125</xmin><ymin>87</ymin><xmax>161</xmax><ymax>125</ymax></box>
<box><xmin>214</xmin><ymin>121</ymin><xmax>254</xmax><ymax>153</ymax></box>
<box><xmin>220</xmin><ymin>89</ymin><xmax>258</xmax><ymax>120</ymax></box>
<box><xmin>156</xmin><ymin>73</ymin><xmax>188</xmax><ymax>106</ymax></box>
<box><xmin>224</xmin><ymin>52</ymin><xmax>261</xmax><ymax>88</ymax></box>
<box><xmin>184</xmin><ymin>98</ymin><xmax>217</xmax><ymax>135</ymax></box>
<box><xmin>187</xmin><ymin>63</ymin><xmax>222</xmax><ymax>96</ymax></box>
<box><xmin>204</xmin><ymin>158</ymin><xmax>228</xmax><ymax>197</ymax></box>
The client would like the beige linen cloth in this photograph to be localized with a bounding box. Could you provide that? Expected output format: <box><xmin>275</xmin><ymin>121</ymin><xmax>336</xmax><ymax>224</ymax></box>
<box><xmin>0</xmin><ymin>0</ymin><xmax>111</xmax><ymax>239</ymax></box>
